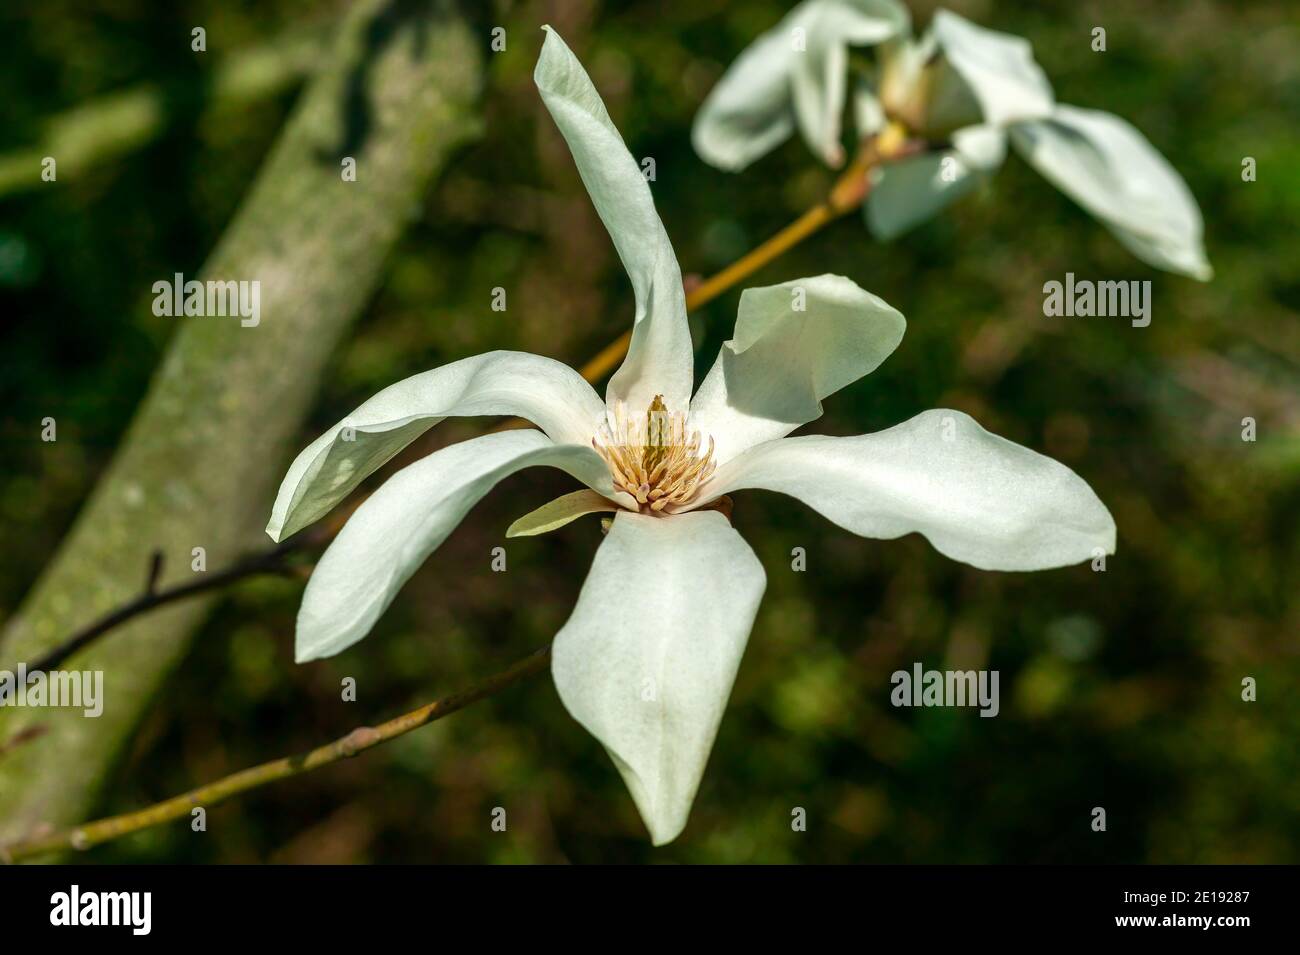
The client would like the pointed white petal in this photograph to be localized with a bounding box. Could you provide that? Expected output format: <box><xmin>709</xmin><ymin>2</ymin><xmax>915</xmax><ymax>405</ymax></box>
<box><xmin>852</xmin><ymin>76</ymin><xmax>887</xmax><ymax>139</ymax></box>
<box><xmin>700</xmin><ymin>409</ymin><xmax>1115</xmax><ymax>571</ymax></box>
<box><xmin>295</xmin><ymin>430</ymin><xmax>618</xmax><ymax>662</ymax></box>
<box><xmin>535</xmin><ymin>27</ymin><xmax>693</xmax><ymax>410</ymax></box>
<box><xmin>689</xmin><ymin>274</ymin><xmax>905</xmax><ymax>464</ymax></box>
<box><xmin>790</xmin><ymin>0</ymin><xmax>913</xmax><ymax>166</ymax></box>
<box><xmin>789</xmin><ymin>17</ymin><xmax>851</xmax><ymax>168</ymax></box>
<box><xmin>866</xmin><ymin>124</ymin><xmax>1006</xmax><ymax>238</ymax></box>
<box><xmin>266</xmin><ymin>351</ymin><xmax>605</xmax><ymax>541</ymax></box>
<box><xmin>506</xmin><ymin>489</ymin><xmax>620</xmax><ymax>538</ymax></box>
<box><xmin>552</xmin><ymin>510</ymin><xmax>766</xmax><ymax>845</ymax></box>
<box><xmin>930</xmin><ymin>9</ymin><xmax>1054</xmax><ymax>127</ymax></box>
<box><xmin>1010</xmin><ymin>104</ymin><xmax>1211</xmax><ymax>279</ymax></box>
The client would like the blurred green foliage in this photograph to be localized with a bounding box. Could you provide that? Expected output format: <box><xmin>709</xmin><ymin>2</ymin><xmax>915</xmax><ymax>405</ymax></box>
<box><xmin>1</xmin><ymin>0</ymin><xmax>1297</xmax><ymax>862</ymax></box>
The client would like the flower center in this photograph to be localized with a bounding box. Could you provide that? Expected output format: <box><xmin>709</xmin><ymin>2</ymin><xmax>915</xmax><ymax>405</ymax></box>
<box><xmin>592</xmin><ymin>395</ymin><xmax>716</xmax><ymax>513</ymax></box>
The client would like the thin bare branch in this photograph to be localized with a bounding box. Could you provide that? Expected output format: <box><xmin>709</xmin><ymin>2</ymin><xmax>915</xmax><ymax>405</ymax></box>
<box><xmin>1</xmin><ymin>645</ymin><xmax>552</xmax><ymax>862</ymax></box>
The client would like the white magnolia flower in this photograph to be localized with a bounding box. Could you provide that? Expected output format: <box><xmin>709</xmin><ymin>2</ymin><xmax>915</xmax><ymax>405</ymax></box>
<box><xmin>267</xmin><ymin>28</ymin><xmax>1116</xmax><ymax>846</ymax></box>
<box><xmin>693</xmin><ymin>3</ymin><xmax>1212</xmax><ymax>280</ymax></box>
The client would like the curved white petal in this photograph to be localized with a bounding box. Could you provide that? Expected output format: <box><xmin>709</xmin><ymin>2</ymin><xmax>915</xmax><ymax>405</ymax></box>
<box><xmin>552</xmin><ymin>510</ymin><xmax>766</xmax><ymax>845</ymax></box>
<box><xmin>535</xmin><ymin>27</ymin><xmax>693</xmax><ymax>411</ymax></box>
<box><xmin>1010</xmin><ymin>105</ymin><xmax>1212</xmax><ymax>279</ymax></box>
<box><xmin>790</xmin><ymin>0</ymin><xmax>913</xmax><ymax>166</ymax></box>
<box><xmin>867</xmin><ymin>124</ymin><xmax>1006</xmax><ymax>239</ymax></box>
<box><xmin>296</xmin><ymin>430</ymin><xmax>619</xmax><ymax>663</ymax></box>
<box><xmin>689</xmin><ymin>274</ymin><xmax>905</xmax><ymax>464</ymax></box>
<box><xmin>930</xmin><ymin>9</ymin><xmax>1054</xmax><ymax>127</ymax></box>
<box><xmin>691</xmin><ymin>15</ymin><xmax>799</xmax><ymax>172</ymax></box>
<box><xmin>266</xmin><ymin>351</ymin><xmax>605</xmax><ymax>541</ymax></box>
<box><xmin>700</xmin><ymin>409</ymin><xmax>1115</xmax><ymax>571</ymax></box>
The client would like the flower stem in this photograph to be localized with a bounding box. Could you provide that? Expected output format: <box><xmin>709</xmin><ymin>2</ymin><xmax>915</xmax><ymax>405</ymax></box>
<box><xmin>0</xmin><ymin>646</ymin><xmax>554</xmax><ymax>862</ymax></box>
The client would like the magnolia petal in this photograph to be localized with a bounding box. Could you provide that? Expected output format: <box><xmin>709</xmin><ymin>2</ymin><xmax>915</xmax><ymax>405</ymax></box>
<box><xmin>689</xmin><ymin>274</ymin><xmax>905</xmax><ymax>464</ymax></box>
<box><xmin>929</xmin><ymin>9</ymin><xmax>1054</xmax><ymax>127</ymax></box>
<box><xmin>699</xmin><ymin>409</ymin><xmax>1115</xmax><ymax>571</ymax></box>
<box><xmin>878</xmin><ymin>34</ymin><xmax>949</xmax><ymax>132</ymax></box>
<box><xmin>691</xmin><ymin>16</ymin><xmax>799</xmax><ymax>172</ymax></box>
<box><xmin>296</xmin><ymin>430</ymin><xmax>618</xmax><ymax>662</ymax></box>
<box><xmin>866</xmin><ymin>124</ymin><xmax>1006</xmax><ymax>239</ymax></box>
<box><xmin>852</xmin><ymin>76</ymin><xmax>887</xmax><ymax>139</ymax></box>
<box><xmin>552</xmin><ymin>510</ymin><xmax>766</xmax><ymax>845</ymax></box>
<box><xmin>789</xmin><ymin>0</ymin><xmax>913</xmax><ymax>166</ymax></box>
<box><xmin>951</xmin><ymin>122</ymin><xmax>1008</xmax><ymax>169</ymax></box>
<box><xmin>265</xmin><ymin>351</ymin><xmax>605</xmax><ymax>542</ymax></box>
<box><xmin>1010</xmin><ymin>104</ymin><xmax>1211</xmax><ymax>279</ymax></box>
<box><xmin>506</xmin><ymin>489</ymin><xmax>620</xmax><ymax>538</ymax></box>
<box><xmin>535</xmin><ymin>27</ymin><xmax>693</xmax><ymax>410</ymax></box>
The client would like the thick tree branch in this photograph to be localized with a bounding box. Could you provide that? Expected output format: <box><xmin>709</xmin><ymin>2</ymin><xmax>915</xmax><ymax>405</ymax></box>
<box><xmin>0</xmin><ymin>0</ymin><xmax>484</xmax><ymax>845</ymax></box>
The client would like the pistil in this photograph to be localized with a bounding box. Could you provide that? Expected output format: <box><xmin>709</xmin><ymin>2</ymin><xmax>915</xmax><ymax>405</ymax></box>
<box><xmin>592</xmin><ymin>396</ymin><xmax>717</xmax><ymax>512</ymax></box>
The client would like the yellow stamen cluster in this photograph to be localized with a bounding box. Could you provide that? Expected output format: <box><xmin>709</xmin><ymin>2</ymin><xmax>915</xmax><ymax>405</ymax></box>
<box><xmin>593</xmin><ymin>396</ymin><xmax>716</xmax><ymax>512</ymax></box>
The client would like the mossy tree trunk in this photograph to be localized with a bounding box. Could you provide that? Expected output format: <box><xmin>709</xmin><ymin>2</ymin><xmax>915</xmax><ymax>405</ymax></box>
<box><xmin>0</xmin><ymin>0</ymin><xmax>482</xmax><ymax>846</ymax></box>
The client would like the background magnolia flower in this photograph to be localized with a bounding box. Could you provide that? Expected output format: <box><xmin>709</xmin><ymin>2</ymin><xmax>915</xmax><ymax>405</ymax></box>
<box><xmin>690</xmin><ymin>0</ymin><xmax>911</xmax><ymax>170</ymax></box>
<box><xmin>693</xmin><ymin>2</ymin><xmax>1211</xmax><ymax>280</ymax></box>
<box><xmin>267</xmin><ymin>27</ymin><xmax>1115</xmax><ymax>846</ymax></box>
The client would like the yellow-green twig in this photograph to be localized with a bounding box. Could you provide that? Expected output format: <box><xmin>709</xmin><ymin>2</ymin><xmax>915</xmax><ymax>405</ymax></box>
<box><xmin>1</xmin><ymin>646</ymin><xmax>552</xmax><ymax>862</ymax></box>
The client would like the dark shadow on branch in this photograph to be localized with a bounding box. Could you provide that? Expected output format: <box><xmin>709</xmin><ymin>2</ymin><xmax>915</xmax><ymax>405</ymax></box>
<box><xmin>317</xmin><ymin>0</ymin><xmax>493</xmax><ymax>163</ymax></box>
